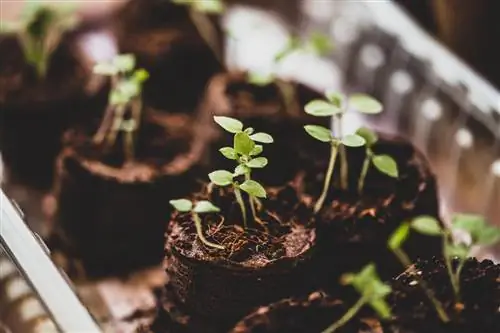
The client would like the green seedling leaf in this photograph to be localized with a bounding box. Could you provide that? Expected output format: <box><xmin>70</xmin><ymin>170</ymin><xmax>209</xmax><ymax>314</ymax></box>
<box><xmin>304</xmin><ymin>100</ymin><xmax>342</xmax><ymax>116</ymax></box>
<box><xmin>117</xmin><ymin>80</ymin><xmax>140</xmax><ymax>99</ymax></box>
<box><xmin>476</xmin><ymin>226</ymin><xmax>500</xmax><ymax>246</ymax></box>
<box><xmin>208</xmin><ymin>170</ymin><xmax>234</xmax><ymax>186</ymax></box>
<box><xmin>250</xmin><ymin>145</ymin><xmax>263</xmax><ymax>156</ymax></box>
<box><xmin>169</xmin><ymin>199</ymin><xmax>193</xmax><ymax>212</ymax></box>
<box><xmin>240</xmin><ymin>180</ymin><xmax>267</xmax><ymax>198</ymax></box>
<box><xmin>247</xmin><ymin>72</ymin><xmax>274</xmax><ymax>86</ymax></box>
<box><xmin>452</xmin><ymin>214</ymin><xmax>486</xmax><ymax>241</ymax></box>
<box><xmin>388</xmin><ymin>223</ymin><xmax>410</xmax><ymax>250</ymax></box>
<box><xmin>194</xmin><ymin>201</ymin><xmax>220</xmax><ymax>214</ymax></box>
<box><xmin>411</xmin><ymin>216</ymin><xmax>442</xmax><ymax>236</ymax></box>
<box><xmin>445</xmin><ymin>243</ymin><xmax>469</xmax><ymax>260</ymax></box>
<box><xmin>369</xmin><ymin>298</ymin><xmax>392</xmax><ymax>320</ymax></box>
<box><xmin>341</xmin><ymin>134</ymin><xmax>366</xmax><ymax>147</ymax></box>
<box><xmin>246</xmin><ymin>157</ymin><xmax>268</xmax><ymax>168</ymax></box>
<box><xmin>373</xmin><ymin>155</ymin><xmax>399</xmax><ymax>178</ymax></box>
<box><xmin>234</xmin><ymin>132</ymin><xmax>255</xmax><ymax>155</ymax></box>
<box><xmin>349</xmin><ymin>94</ymin><xmax>383</xmax><ymax>114</ymax></box>
<box><xmin>355</xmin><ymin>127</ymin><xmax>378</xmax><ymax>146</ymax></box>
<box><xmin>193</xmin><ymin>0</ymin><xmax>225</xmax><ymax>13</ymax></box>
<box><xmin>134</xmin><ymin>69</ymin><xmax>150</xmax><ymax>82</ymax></box>
<box><xmin>214</xmin><ymin>116</ymin><xmax>243</xmax><ymax>134</ymax></box>
<box><xmin>304</xmin><ymin>125</ymin><xmax>332</xmax><ymax>142</ymax></box>
<box><xmin>250</xmin><ymin>132</ymin><xmax>274</xmax><ymax>143</ymax></box>
<box><xmin>308</xmin><ymin>32</ymin><xmax>333</xmax><ymax>56</ymax></box>
<box><xmin>234</xmin><ymin>164</ymin><xmax>250</xmax><ymax>176</ymax></box>
<box><xmin>219</xmin><ymin>147</ymin><xmax>238</xmax><ymax>160</ymax></box>
<box><xmin>93</xmin><ymin>62</ymin><xmax>118</xmax><ymax>76</ymax></box>
<box><xmin>110</xmin><ymin>90</ymin><xmax>128</xmax><ymax>106</ymax></box>
<box><xmin>113</xmin><ymin>54</ymin><xmax>135</xmax><ymax>72</ymax></box>
<box><xmin>325</xmin><ymin>90</ymin><xmax>344</xmax><ymax>108</ymax></box>
<box><xmin>244</xmin><ymin>128</ymin><xmax>255</xmax><ymax>135</ymax></box>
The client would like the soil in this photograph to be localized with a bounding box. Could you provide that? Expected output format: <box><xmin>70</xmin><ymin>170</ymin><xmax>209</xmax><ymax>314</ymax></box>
<box><xmin>162</xmin><ymin>184</ymin><xmax>316</xmax><ymax>331</ymax></box>
<box><xmin>384</xmin><ymin>257</ymin><xmax>500</xmax><ymax>333</ymax></box>
<box><xmin>230</xmin><ymin>291</ymin><xmax>374</xmax><ymax>333</ymax></box>
<box><xmin>112</xmin><ymin>0</ymin><xmax>223</xmax><ymax>113</ymax></box>
<box><xmin>304</xmin><ymin>134</ymin><xmax>443</xmax><ymax>288</ymax></box>
<box><xmin>201</xmin><ymin>71</ymin><xmax>330</xmax><ymax>187</ymax></box>
<box><xmin>48</xmin><ymin>111</ymin><xmax>210</xmax><ymax>278</ymax></box>
<box><xmin>0</xmin><ymin>30</ymin><xmax>107</xmax><ymax>190</ymax></box>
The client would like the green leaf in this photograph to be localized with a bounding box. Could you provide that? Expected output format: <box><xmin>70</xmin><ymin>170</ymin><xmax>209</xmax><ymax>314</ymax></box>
<box><xmin>250</xmin><ymin>132</ymin><xmax>274</xmax><ymax>143</ymax></box>
<box><xmin>476</xmin><ymin>226</ymin><xmax>500</xmax><ymax>246</ymax></box>
<box><xmin>411</xmin><ymin>216</ymin><xmax>442</xmax><ymax>236</ymax></box>
<box><xmin>372</xmin><ymin>155</ymin><xmax>399</xmax><ymax>178</ymax></box>
<box><xmin>369</xmin><ymin>298</ymin><xmax>392</xmax><ymax>320</ymax></box>
<box><xmin>250</xmin><ymin>145</ymin><xmax>263</xmax><ymax>156</ymax></box>
<box><xmin>208</xmin><ymin>170</ymin><xmax>234</xmax><ymax>186</ymax></box>
<box><xmin>134</xmin><ymin>69</ymin><xmax>150</xmax><ymax>82</ymax></box>
<box><xmin>308</xmin><ymin>32</ymin><xmax>333</xmax><ymax>56</ymax></box>
<box><xmin>234</xmin><ymin>132</ymin><xmax>255</xmax><ymax>155</ymax></box>
<box><xmin>304</xmin><ymin>100</ymin><xmax>342</xmax><ymax>116</ymax></box>
<box><xmin>341</xmin><ymin>134</ymin><xmax>366</xmax><ymax>147</ymax></box>
<box><xmin>445</xmin><ymin>243</ymin><xmax>469</xmax><ymax>260</ymax></box>
<box><xmin>169</xmin><ymin>199</ymin><xmax>193</xmax><ymax>212</ymax></box>
<box><xmin>234</xmin><ymin>164</ymin><xmax>250</xmax><ymax>176</ymax></box>
<box><xmin>388</xmin><ymin>223</ymin><xmax>410</xmax><ymax>250</ymax></box>
<box><xmin>193</xmin><ymin>0</ymin><xmax>225</xmax><ymax>13</ymax></box>
<box><xmin>109</xmin><ymin>90</ymin><xmax>128</xmax><ymax>106</ymax></box>
<box><xmin>113</xmin><ymin>54</ymin><xmax>135</xmax><ymax>72</ymax></box>
<box><xmin>93</xmin><ymin>62</ymin><xmax>118</xmax><ymax>76</ymax></box>
<box><xmin>348</xmin><ymin>94</ymin><xmax>383</xmax><ymax>114</ymax></box>
<box><xmin>355</xmin><ymin>127</ymin><xmax>378</xmax><ymax>146</ymax></box>
<box><xmin>452</xmin><ymin>214</ymin><xmax>486</xmax><ymax>241</ymax></box>
<box><xmin>193</xmin><ymin>201</ymin><xmax>220</xmax><ymax>214</ymax></box>
<box><xmin>244</xmin><ymin>128</ymin><xmax>255</xmax><ymax>135</ymax></box>
<box><xmin>325</xmin><ymin>90</ymin><xmax>344</xmax><ymax>108</ymax></box>
<box><xmin>219</xmin><ymin>147</ymin><xmax>238</xmax><ymax>160</ymax></box>
<box><xmin>240</xmin><ymin>180</ymin><xmax>267</xmax><ymax>198</ymax></box>
<box><xmin>247</xmin><ymin>72</ymin><xmax>274</xmax><ymax>86</ymax></box>
<box><xmin>246</xmin><ymin>157</ymin><xmax>268</xmax><ymax>168</ymax></box>
<box><xmin>214</xmin><ymin>116</ymin><xmax>243</xmax><ymax>134</ymax></box>
<box><xmin>304</xmin><ymin>125</ymin><xmax>332</xmax><ymax>142</ymax></box>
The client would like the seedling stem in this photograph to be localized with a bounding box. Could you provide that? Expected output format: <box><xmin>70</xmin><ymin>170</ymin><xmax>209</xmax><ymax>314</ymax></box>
<box><xmin>314</xmin><ymin>141</ymin><xmax>339</xmax><ymax>213</ymax></box>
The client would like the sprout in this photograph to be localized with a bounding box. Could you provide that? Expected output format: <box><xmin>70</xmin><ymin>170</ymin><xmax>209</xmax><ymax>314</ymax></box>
<box><xmin>92</xmin><ymin>54</ymin><xmax>149</xmax><ymax>162</ymax></box>
<box><xmin>210</xmin><ymin>116</ymin><xmax>273</xmax><ymax>228</ymax></box>
<box><xmin>388</xmin><ymin>213</ymin><xmax>500</xmax><ymax>321</ymax></box>
<box><xmin>1</xmin><ymin>4</ymin><xmax>78</xmax><ymax>79</ymax></box>
<box><xmin>322</xmin><ymin>263</ymin><xmax>392</xmax><ymax>333</ymax></box>
<box><xmin>169</xmin><ymin>199</ymin><xmax>224</xmax><ymax>250</ymax></box>
<box><xmin>356</xmin><ymin>127</ymin><xmax>398</xmax><ymax>193</ymax></box>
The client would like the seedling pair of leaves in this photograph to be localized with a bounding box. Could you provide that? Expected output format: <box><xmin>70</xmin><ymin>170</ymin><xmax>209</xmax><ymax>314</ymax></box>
<box><xmin>92</xmin><ymin>54</ymin><xmax>150</xmax><ymax>161</ymax></box>
<box><xmin>323</xmin><ymin>263</ymin><xmax>392</xmax><ymax>333</ymax></box>
<box><xmin>304</xmin><ymin>91</ymin><xmax>398</xmax><ymax>213</ymax></box>
<box><xmin>209</xmin><ymin>116</ymin><xmax>273</xmax><ymax>228</ymax></box>
<box><xmin>389</xmin><ymin>213</ymin><xmax>500</xmax><ymax>322</ymax></box>
<box><xmin>1</xmin><ymin>3</ymin><xmax>78</xmax><ymax>79</ymax></box>
<box><xmin>169</xmin><ymin>199</ymin><xmax>225</xmax><ymax>250</ymax></box>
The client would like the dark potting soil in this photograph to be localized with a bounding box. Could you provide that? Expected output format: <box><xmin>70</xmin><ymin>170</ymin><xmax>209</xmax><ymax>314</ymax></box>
<box><xmin>48</xmin><ymin>111</ymin><xmax>209</xmax><ymax>278</ymax></box>
<box><xmin>163</xmin><ymin>184</ymin><xmax>316</xmax><ymax>331</ymax></box>
<box><xmin>0</xmin><ymin>32</ymin><xmax>107</xmax><ymax>189</ymax></box>
<box><xmin>304</xmin><ymin>134</ymin><xmax>443</xmax><ymax>287</ymax></box>
<box><xmin>201</xmin><ymin>71</ymin><xmax>330</xmax><ymax>187</ymax></box>
<box><xmin>112</xmin><ymin>0</ymin><xmax>223</xmax><ymax>113</ymax></box>
<box><xmin>384</xmin><ymin>257</ymin><xmax>500</xmax><ymax>333</ymax></box>
<box><xmin>230</xmin><ymin>291</ymin><xmax>375</xmax><ymax>333</ymax></box>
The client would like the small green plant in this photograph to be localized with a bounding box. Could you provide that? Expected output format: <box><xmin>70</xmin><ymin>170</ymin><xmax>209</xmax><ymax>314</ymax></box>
<box><xmin>355</xmin><ymin>127</ymin><xmax>398</xmax><ymax>193</ymax></box>
<box><xmin>169</xmin><ymin>199</ymin><xmax>225</xmax><ymax>250</ymax></box>
<box><xmin>388</xmin><ymin>213</ymin><xmax>500</xmax><ymax>322</ymax></box>
<box><xmin>92</xmin><ymin>54</ymin><xmax>149</xmax><ymax>162</ymax></box>
<box><xmin>209</xmin><ymin>116</ymin><xmax>273</xmax><ymax>228</ymax></box>
<box><xmin>1</xmin><ymin>4</ymin><xmax>77</xmax><ymax>79</ymax></box>
<box><xmin>304</xmin><ymin>92</ymin><xmax>387</xmax><ymax>213</ymax></box>
<box><xmin>322</xmin><ymin>263</ymin><xmax>392</xmax><ymax>333</ymax></box>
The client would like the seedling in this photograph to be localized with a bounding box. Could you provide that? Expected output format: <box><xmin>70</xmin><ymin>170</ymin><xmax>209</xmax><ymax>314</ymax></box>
<box><xmin>355</xmin><ymin>127</ymin><xmax>398</xmax><ymax>193</ymax></box>
<box><xmin>1</xmin><ymin>3</ymin><xmax>77</xmax><ymax>79</ymax></box>
<box><xmin>209</xmin><ymin>116</ymin><xmax>273</xmax><ymax>228</ymax></box>
<box><xmin>169</xmin><ymin>199</ymin><xmax>225</xmax><ymax>250</ymax></box>
<box><xmin>92</xmin><ymin>54</ymin><xmax>149</xmax><ymax>162</ymax></box>
<box><xmin>389</xmin><ymin>213</ymin><xmax>500</xmax><ymax>321</ymax></box>
<box><xmin>322</xmin><ymin>263</ymin><xmax>392</xmax><ymax>333</ymax></box>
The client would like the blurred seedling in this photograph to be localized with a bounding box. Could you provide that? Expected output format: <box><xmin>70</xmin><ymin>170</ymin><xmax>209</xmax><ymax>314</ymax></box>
<box><xmin>1</xmin><ymin>3</ymin><xmax>78</xmax><ymax>79</ymax></box>
<box><xmin>169</xmin><ymin>199</ymin><xmax>225</xmax><ymax>250</ymax></box>
<box><xmin>322</xmin><ymin>263</ymin><xmax>392</xmax><ymax>333</ymax></box>
<box><xmin>209</xmin><ymin>116</ymin><xmax>273</xmax><ymax>228</ymax></box>
<box><xmin>92</xmin><ymin>54</ymin><xmax>149</xmax><ymax>162</ymax></box>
